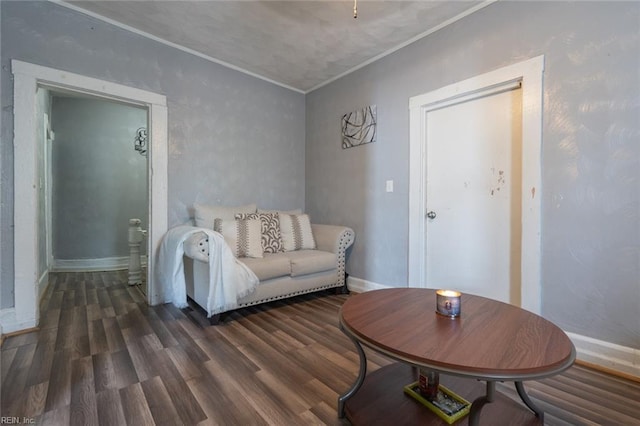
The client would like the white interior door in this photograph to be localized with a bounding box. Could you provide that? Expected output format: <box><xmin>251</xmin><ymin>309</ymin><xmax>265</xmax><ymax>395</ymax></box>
<box><xmin>425</xmin><ymin>87</ymin><xmax>523</xmax><ymax>305</ymax></box>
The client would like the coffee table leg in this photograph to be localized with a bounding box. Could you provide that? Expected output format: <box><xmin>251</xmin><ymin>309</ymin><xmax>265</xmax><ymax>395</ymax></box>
<box><xmin>468</xmin><ymin>380</ymin><xmax>495</xmax><ymax>426</ymax></box>
<box><xmin>515</xmin><ymin>381</ymin><xmax>544</xmax><ymax>421</ymax></box>
<box><xmin>338</xmin><ymin>336</ymin><xmax>367</xmax><ymax>418</ymax></box>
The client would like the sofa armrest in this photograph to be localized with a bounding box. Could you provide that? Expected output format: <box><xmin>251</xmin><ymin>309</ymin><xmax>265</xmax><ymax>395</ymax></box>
<box><xmin>183</xmin><ymin>231</ymin><xmax>210</xmax><ymax>263</ymax></box>
<box><xmin>312</xmin><ymin>224</ymin><xmax>354</xmax><ymax>254</ymax></box>
<box><xmin>312</xmin><ymin>224</ymin><xmax>355</xmax><ymax>287</ymax></box>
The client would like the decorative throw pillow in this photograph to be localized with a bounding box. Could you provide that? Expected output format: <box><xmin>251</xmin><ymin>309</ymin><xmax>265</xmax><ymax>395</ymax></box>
<box><xmin>235</xmin><ymin>213</ymin><xmax>284</xmax><ymax>254</ymax></box>
<box><xmin>193</xmin><ymin>203</ymin><xmax>257</xmax><ymax>229</ymax></box>
<box><xmin>213</xmin><ymin>218</ymin><xmax>263</xmax><ymax>258</ymax></box>
<box><xmin>279</xmin><ymin>214</ymin><xmax>316</xmax><ymax>251</ymax></box>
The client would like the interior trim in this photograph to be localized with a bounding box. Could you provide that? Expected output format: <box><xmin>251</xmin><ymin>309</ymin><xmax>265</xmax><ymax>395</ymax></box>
<box><xmin>568</xmin><ymin>332</ymin><xmax>640</xmax><ymax>380</ymax></box>
<box><xmin>408</xmin><ymin>56</ymin><xmax>544</xmax><ymax>314</ymax></box>
<box><xmin>307</xmin><ymin>0</ymin><xmax>498</xmax><ymax>93</ymax></box>
<box><xmin>8</xmin><ymin>60</ymin><xmax>167</xmax><ymax>333</ymax></box>
<box><xmin>52</xmin><ymin>0</ymin><xmax>496</xmax><ymax>94</ymax></box>
<box><xmin>52</xmin><ymin>0</ymin><xmax>304</xmax><ymax>94</ymax></box>
<box><xmin>52</xmin><ymin>256</ymin><xmax>148</xmax><ymax>272</ymax></box>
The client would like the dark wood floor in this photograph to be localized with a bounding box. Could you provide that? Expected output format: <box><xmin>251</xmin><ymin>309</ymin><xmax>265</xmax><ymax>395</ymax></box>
<box><xmin>1</xmin><ymin>271</ymin><xmax>639</xmax><ymax>425</ymax></box>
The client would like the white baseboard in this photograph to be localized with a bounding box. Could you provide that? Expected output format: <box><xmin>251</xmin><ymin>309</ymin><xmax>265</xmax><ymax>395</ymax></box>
<box><xmin>38</xmin><ymin>270</ymin><xmax>49</xmax><ymax>302</ymax></box>
<box><xmin>345</xmin><ymin>276</ymin><xmax>639</xmax><ymax>380</ymax></box>
<box><xmin>567</xmin><ymin>332</ymin><xmax>640</xmax><ymax>379</ymax></box>
<box><xmin>347</xmin><ymin>276</ymin><xmax>390</xmax><ymax>293</ymax></box>
<box><xmin>52</xmin><ymin>256</ymin><xmax>147</xmax><ymax>272</ymax></box>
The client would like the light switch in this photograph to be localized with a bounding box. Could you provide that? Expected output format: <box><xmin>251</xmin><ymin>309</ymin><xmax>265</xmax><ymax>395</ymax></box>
<box><xmin>386</xmin><ymin>180</ymin><xmax>394</xmax><ymax>193</ymax></box>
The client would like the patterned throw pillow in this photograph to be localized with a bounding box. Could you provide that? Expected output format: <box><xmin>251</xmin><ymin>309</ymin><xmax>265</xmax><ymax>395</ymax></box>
<box><xmin>235</xmin><ymin>213</ymin><xmax>284</xmax><ymax>254</ymax></box>
<box><xmin>279</xmin><ymin>214</ymin><xmax>316</xmax><ymax>252</ymax></box>
<box><xmin>213</xmin><ymin>218</ymin><xmax>263</xmax><ymax>258</ymax></box>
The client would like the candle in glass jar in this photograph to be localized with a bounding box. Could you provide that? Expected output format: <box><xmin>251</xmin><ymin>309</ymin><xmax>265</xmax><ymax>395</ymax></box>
<box><xmin>436</xmin><ymin>289</ymin><xmax>461</xmax><ymax>317</ymax></box>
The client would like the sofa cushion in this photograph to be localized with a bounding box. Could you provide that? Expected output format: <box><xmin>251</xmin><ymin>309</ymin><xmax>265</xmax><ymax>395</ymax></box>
<box><xmin>236</xmin><ymin>212</ymin><xmax>284</xmax><ymax>254</ymax></box>
<box><xmin>283</xmin><ymin>250</ymin><xmax>336</xmax><ymax>277</ymax></box>
<box><xmin>194</xmin><ymin>203</ymin><xmax>257</xmax><ymax>229</ymax></box>
<box><xmin>239</xmin><ymin>253</ymin><xmax>291</xmax><ymax>281</ymax></box>
<box><xmin>213</xmin><ymin>218</ymin><xmax>263</xmax><ymax>258</ymax></box>
<box><xmin>279</xmin><ymin>214</ymin><xmax>317</xmax><ymax>251</ymax></box>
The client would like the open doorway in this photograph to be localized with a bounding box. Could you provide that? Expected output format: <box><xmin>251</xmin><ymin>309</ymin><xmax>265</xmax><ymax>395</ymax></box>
<box><xmin>10</xmin><ymin>60</ymin><xmax>167</xmax><ymax>333</ymax></box>
<box><xmin>44</xmin><ymin>89</ymin><xmax>149</xmax><ymax>293</ymax></box>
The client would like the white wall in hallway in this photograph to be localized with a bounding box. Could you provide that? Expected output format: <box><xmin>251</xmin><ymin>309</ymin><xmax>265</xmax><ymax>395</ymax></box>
<box><xmin>51</xmin><ymin>96</ymin><xmax>148</xmax><ymax>264</ymax></box>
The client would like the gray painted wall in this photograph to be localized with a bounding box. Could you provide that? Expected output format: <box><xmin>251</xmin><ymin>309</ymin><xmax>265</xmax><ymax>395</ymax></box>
<box><xmin>1</xmin><ymin>1</ymin><xmax>305</xmax><ymax>309</ymax></box>
<box><xmin>51</xmin><ymin>96</ymin><xmax>148</xmax><ymax>261</ymax></box>
<box><xmin>306</xmin><ymin>1</ymin><xmax>639</xmax><ymax>348</ymax></box>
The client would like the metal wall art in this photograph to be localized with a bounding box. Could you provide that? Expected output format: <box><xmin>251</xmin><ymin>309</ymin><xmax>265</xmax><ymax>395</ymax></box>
<box><xmin>341</xmin><ymin>105</ymin><xmax>377</xmax><ymax>149</ymax></box>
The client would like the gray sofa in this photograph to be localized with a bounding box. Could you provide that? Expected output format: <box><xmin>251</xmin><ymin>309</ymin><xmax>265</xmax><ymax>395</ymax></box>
<box><xmin>182</xmin><ymin>223</ymin><xmax>355</xmax><ymax>324</ymax></box>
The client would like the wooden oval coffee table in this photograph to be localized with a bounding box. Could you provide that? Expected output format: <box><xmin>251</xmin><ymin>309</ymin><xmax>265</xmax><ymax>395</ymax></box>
<box><xmin>338</xmin><ymin>288</ymin><xmax>575</xmax><ymax>425</ymax></box>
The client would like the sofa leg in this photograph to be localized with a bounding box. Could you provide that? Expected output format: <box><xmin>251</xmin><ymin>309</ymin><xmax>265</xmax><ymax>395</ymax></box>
<box><xmin>336</xmin><ymin>283</ymin><xmax>350</xmax><ymax>295</ymax></box>
<box><xmin>209</xmin><ymin>313</ymin><xmax>221</xmax><ymax>325</ymax></box>
<box><xmin>336</xmin><ymin>273</ymin><xmax>350</xmax><ymax>295</ymax></box>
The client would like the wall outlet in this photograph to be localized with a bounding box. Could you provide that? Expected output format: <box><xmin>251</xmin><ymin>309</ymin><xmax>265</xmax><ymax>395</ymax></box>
<box><xmin>386</xmin><ymin>180</ymin><xmax>394</xmax><ymax>192</ymax></box>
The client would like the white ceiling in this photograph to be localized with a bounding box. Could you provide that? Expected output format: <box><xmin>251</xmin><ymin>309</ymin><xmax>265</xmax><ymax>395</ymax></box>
<box><xmin>64</xmin><ymin>1</ymin><xmax>492</xmax><ymax>93</ymax></box>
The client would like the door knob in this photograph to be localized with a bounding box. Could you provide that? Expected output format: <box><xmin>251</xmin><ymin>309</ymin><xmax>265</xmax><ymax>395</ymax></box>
<box><xmin>426</xmin><ymin>211</ymin><xmax>436</xmax><ymax>219</ymax></box>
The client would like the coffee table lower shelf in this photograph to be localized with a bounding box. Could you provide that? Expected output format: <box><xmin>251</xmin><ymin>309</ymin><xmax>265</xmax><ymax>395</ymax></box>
<box><xmin>343</xmin><ymin>363</ymin><xmax>542</xmax><ymax>425</ymax></box>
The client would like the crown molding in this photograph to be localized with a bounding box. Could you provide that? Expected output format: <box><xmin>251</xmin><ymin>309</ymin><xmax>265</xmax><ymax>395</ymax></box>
<box><xmin>306</xmin><ymin>0</ymin><xmax>498</xmax><ymax>93</ymax></box>
<box><xmin>52</xmin><ymin>0</ymin><xmax>305</xmax><ymax>94</ymax></box>
<box><xmin>52</xmin><ymin>0</ymin><xmax>496</xmax><ymax>95</ymax></box>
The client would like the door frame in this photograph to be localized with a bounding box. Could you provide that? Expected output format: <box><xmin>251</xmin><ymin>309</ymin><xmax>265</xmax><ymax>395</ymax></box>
<box><xmin>7</xmin><ymin>60</ymin><xmax>168</xmax><ymax>333</ymax></box>
<box><xmin>407</xmin><ymin>56</ymin><xmax>544</xmax><ymax>314</ymax></box>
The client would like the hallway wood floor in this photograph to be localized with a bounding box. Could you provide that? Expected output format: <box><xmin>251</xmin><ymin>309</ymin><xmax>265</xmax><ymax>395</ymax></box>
<box><xmin>1</xmin><ymin>271</ymin><xmax>639</xmax><ymax>425</ymax></box>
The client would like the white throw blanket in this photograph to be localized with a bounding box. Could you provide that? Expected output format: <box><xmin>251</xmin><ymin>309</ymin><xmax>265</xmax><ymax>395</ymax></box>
<box><xmin>158</xmin><ymin>225</ymin><xmax>258</xmax><ymax>316</ymax></box>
